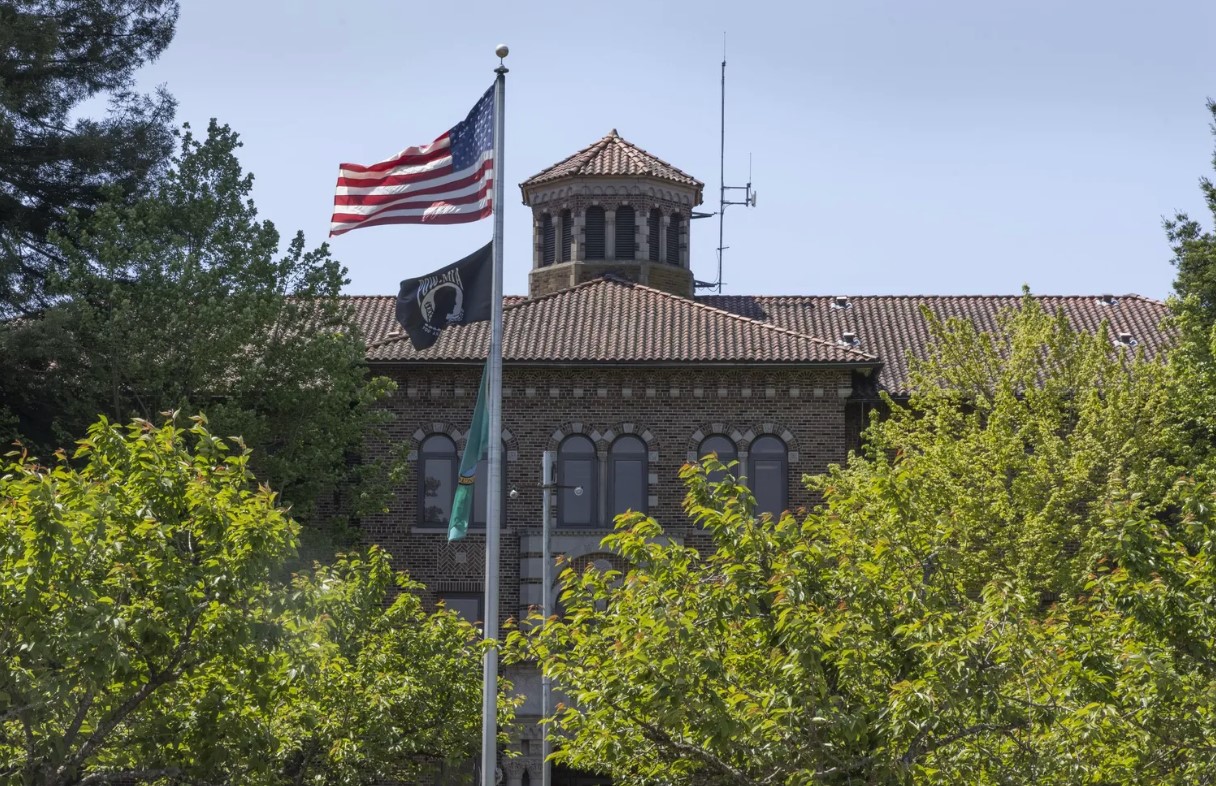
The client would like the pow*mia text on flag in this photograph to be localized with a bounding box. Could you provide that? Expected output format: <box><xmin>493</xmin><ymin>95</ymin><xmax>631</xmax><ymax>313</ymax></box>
<box><xmin>395</xmin><ymin>242</ymin><xmax>493</xmax><ymax>351</ymax></box>
<box><xmin>330</xmin><ymin>86</ymin><xmax>495</xmax><ymax>235</ymax></box>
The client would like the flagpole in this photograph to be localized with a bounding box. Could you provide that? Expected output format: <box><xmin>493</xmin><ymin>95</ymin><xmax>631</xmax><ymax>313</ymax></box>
<box><xmin>481</xmin><ymin>44</ymin><xmax>509</xmax><ymax>786</ymax></box>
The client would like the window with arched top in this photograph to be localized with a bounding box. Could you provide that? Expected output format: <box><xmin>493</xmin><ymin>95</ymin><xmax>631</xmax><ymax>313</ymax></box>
<box><xmin>698</xmin><ymin>434</ymin><xmax>738</xmax><ymax>486</ymax></box>
<box><xmin>558</xmin><ymin>435</ymin><xmax>598</xmax><ymax>526</ymax></box>
<box><xmin>585</xmin><ymin>206</ymin><xmax>606</xmax><ymax>260</ymax></box>
<box><xmin>541</xmin><ymin>213</ymin><xmax>555</xmax><ymax>266</ymax></box>
<box><xmin>647</xmin><ymin>208</ymin><xmax>661</xmax><ymax>261</ymax></box>
<box><xmin>666</xmin><ymin>212</ymin><xmax>682</xmax><ymax>265</ymax></box>
<box><xmin>471</xmin><ymin>445</ymin><xmax>507</xmax><ymax>529</ymax></box>
<box><xmin>560</xmin><ymin>209</ymin><xmax>573</xmax><ymax>262</ymax></box>
<box><xmin>608</xmin><ymin>435</ymin><xmax>647</xmax><ymax>518</ymax></box>
<box><xmin>419</xmin><ymin>434</ymin><xmax>458</xmax><ymax>526</ymax></box>
<box><xmin>748</xmin><ymin>435</ymin><xmax>788</xmax><ymax>518</ymax></box>
<box><xmin>615</xmin><ymin>205</ymin><xmax>636</xmax><ymax>260</ymax></box>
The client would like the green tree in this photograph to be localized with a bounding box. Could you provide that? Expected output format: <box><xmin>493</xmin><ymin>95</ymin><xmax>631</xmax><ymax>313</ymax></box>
<box><xmin>509</xmin><ymin>299</ymin><xmax>1216</xmax><ymax>785</ymax></box>
<box><xmin>0</xmin><ymin>416</ymin><xmax>507</xmax><ymax>785</ymax></box>
<box><xmin>0</xmin><ymin>0</ymin><xmax>179</xmax><ymax>318</ymax></box>
<box><xmin>1167</xmin><ymin>100</ymin><xmax>1216</xmax><ymax>335</ymax></box>
<box><xmin>0</xmin><ymin>120</ymin><xmax>398</xmax><ymax>544</ymax></box>
<box><xmin>1166</xmin><ymin>99</ymin><xmax>1216</xmax><ymax>452</ymax></box>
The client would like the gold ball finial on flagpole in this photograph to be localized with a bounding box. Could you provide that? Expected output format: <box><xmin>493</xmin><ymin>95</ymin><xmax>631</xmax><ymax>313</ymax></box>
<box><xmin>495</xmin><ymin>44</ymin><xmax>509</xmax><ymax>60</ymax></box>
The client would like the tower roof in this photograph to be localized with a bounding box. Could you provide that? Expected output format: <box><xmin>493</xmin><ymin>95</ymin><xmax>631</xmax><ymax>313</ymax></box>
<box><xmin>520</xmin><ymin>130</ymin><xmax>703</xmax><ymax>197</ymax></box>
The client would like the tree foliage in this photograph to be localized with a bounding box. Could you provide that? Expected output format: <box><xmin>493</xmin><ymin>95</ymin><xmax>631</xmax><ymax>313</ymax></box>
<box><xmin>0</xmin><ymin>416</ymin><xmax>506</xmax><ymax>786</ymax></box>
<box><xmin>0</xmin><ymin>121</ymin><xmax>398</xmax><ymax>543</ymax></box>
<box><xmin>1166</xmin><ymin>99</ymin><xmax>1216</xmax><ymax>454</ymax></box>
<box><xmin>0</xmin><ymin>0</ymin><xmax>179</xmax><ymax>317</ymax></box>
<box><xmin>509</xmin><ymin>299</ymin><xmax>1216</xmax><ymax>785</ymax></box>
<box><xmin>1167</xmin><ymin>100</ymin><xmax>1216</xmax><ymax>335</ymax></box>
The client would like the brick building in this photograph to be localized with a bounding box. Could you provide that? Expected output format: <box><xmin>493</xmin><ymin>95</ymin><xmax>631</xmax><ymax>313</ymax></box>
<box><xmin>347</xmin><ymin>131</ymin><xmax>1171</xmax><ymax>786</ymax></box>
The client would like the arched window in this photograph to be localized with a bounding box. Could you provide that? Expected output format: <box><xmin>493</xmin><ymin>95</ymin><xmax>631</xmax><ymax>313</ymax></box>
<box><xmin>698</xmin><ymin>434</ymin><xmax>738</xmax><ymax>486</ymax></box>
<box><xmin>560</xmin><ymin>209</ymin><xmax>573</xmax><ymax>262</ymax></box>
<box><xmin>472</xmin><ymin>445</ymin><xmax>508</xmax><ymax>529</ymax></box>
<box><xmin>585</xmin><ymin>206</ymin><xmax>606</xmax><ymax>260</ymax></box>
<box><xmin>540</xmin><ymin>213</ymin><xmax>555</xmax><ymax>266</ymax></box>
<box><xmin>647</xmin><ymin>208</ymin><xmax>661</xmax><ymax>261</ymax></box>
<box><xmin>419</xmin><ymin>434</ymin><xmax>458</xmax><ymax>526</ymax></box>
<box><xmin>608</xmin><ymin>435</ymin><xmax>647</xmax><ymax>518</ymax></box>
<box><xmin>748</xmin><ymin>435</ymin><xmax>788</xmax><ymax>518</ymax></box>
<box><xmin>666</xmin><ymin>212</ymin><xmax>682</xmax><ymax>265</ymax></box>
<box><xmin>615</xmin><ymin>205</ymin><xmax>636</xmax><ymax>260</ymax></box>
<box><xmin>558</xmin><ymin>435</ymin><xmax>597</xmax><ymax>526</ymax></box>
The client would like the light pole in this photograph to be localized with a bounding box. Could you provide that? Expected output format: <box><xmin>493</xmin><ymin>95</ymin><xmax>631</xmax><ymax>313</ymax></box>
<box><xmin>537</xmin><ymin>450</ymin><xmax>581</xmax><ymax>786</ymax></box>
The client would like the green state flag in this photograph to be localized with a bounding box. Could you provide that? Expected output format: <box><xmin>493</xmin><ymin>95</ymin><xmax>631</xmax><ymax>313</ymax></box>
<box><xmin>449</xmin><ymin>362</ymin><xmax>490</xmax><ymax>541</ymax></box>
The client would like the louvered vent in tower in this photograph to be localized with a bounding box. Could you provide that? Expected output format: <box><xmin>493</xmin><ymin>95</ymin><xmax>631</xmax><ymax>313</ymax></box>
<box><xmin>585</xmin><ymin>206</ymin><xmax>606</xmax><ymax>260</ymax></box>
<box><xmin>616</xmin><ymin>205</ymin><xmax>636</xmax><ymax>260</ymax></box>
<box><xmin>666</xmin><ymin>212</ymin><xmax>682</xmax><ymax>265</ymax></box>
<box><xmin>560</xmin><ymin>209</ymin><xmax>573</xmax><ymax>262</ymax></box>
<box><xmin>541</xmin><ymin>213</ymin><xmax>555</xmax><ymax>266</ymax></box>
<box><xmin>647</xmin><ymin>209</ymin><xmax>660</xmax><ymax>261</ymax></box>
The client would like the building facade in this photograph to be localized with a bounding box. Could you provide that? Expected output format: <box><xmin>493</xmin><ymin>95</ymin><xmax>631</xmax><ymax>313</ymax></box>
<box><xmin>347</xmin><ymin>132</ymin><xmax>1171</xmax><ymax>786</ymax></box>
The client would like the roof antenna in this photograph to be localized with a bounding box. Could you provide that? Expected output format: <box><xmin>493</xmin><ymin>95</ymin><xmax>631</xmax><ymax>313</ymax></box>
<box><xmin>694</xmin><ymin>33</ymin><xmax>757</xmax><ymax>295</ymax></box>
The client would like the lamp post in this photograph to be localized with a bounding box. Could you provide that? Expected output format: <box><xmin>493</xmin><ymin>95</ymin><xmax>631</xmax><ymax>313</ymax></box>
<box><xmin>537</xmin><ymin>450</ymin><xmax>581</xmax><ymax>786</ymax></box>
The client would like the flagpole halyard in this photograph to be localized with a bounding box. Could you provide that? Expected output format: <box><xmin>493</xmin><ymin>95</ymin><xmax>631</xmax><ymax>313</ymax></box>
<box><xmin>481</xmin><ymin>44</ymin><xmax>509</xmax><ymax>786</ymax></box>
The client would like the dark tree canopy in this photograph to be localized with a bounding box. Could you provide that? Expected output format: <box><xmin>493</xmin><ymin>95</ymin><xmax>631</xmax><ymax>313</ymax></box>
<box><xmin>0</xmin><ymin>120</ymin><xmax>400</xmax><ymax>549</ymax></box>
<box><xmin>0</xmin><ymin>0</ymin><xmax>179</xmax><ymax>317</ymax></box>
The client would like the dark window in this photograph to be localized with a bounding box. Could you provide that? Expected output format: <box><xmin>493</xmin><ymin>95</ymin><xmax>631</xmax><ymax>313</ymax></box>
<box><xmin>541</xmin><ymin>213</ymin><xmax>555</xmax><ymax>266</ymax></box>
<box><xmin>560</xmin><ymin>209</ymin><xmax>573</xmax><ymax>262</ymax></box>
<box><xmin>419</xmin><ymin>434</ymin><xmax>458</xmax><ymax>526</ymax></box>
<box><xmin>558</xmin><ymin>435</ymin><xmax>597</xmax><ymax>526</ymax></box>
<box><xmin>647</xmin><ymin>208</ymin><xmax>661</xmax><ymax>261</ymax></box>
<box><xmin>748</xmin><ymin>435</ymin><xmax>788</xmax><ymax>518</ymax></box>
<box><xmin>666</xmin><ymin>212</ymin><xmax>682</xmax><ymax>265</ymax></box>
<box><xmin>615</xmin><ymin>205</ymin><xmax>636</xmax><ymax>260</ymax></box>
<box><xmin>698</xmin><ymin>434</ymin><xmax>738</xmax><ymax>485</ymax></box>
<box><xmin>438</xmin><ymin>592</ymin><xmax>483</xmax><ymax>627</ymax></box>
<box><xmin>585</xmin><ymin>206</ymin><xmax>606</xmax><ymax>260</ymax></box>
<box><xmin>471</xmin><ymin>446</ymin><xmax>507</xmax><ymax>528</ymax></box>
<box><xmin>608</xmin><ymin>435</ymin><xmax>647</xmax><ymax>518</ymax></box>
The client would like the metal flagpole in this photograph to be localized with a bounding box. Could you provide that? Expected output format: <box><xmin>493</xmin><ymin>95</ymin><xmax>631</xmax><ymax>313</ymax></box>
<box><xmin>481</xmin><ymin>44</ymin><xmax>509</xmax><ymax>786</ymax></box>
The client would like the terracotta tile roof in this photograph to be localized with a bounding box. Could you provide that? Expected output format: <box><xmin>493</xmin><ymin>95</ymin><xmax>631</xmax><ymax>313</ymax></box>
<box><xmin>349</xmin><ymin>289</ymin><xmax>1173</xmax><ymax>392</ymax></box>
<box><xmin>700</xmin><ymin>294</ymin><xmax>1173</xmax><ymax>396</ymax></box>
<box><xmin>356</xmin><ymin>278</ymin><xmax>874</xmax><ymax>365</ymax></box>
<box><xmin>519</xmin><ymin>130</ymin><xmax>704</xmax><ymax>196</ymax></box>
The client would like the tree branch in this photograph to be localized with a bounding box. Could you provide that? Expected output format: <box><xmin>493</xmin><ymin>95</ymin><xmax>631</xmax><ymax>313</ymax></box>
<box><xmin>636</xmin><ymin>720</ymin><xmax>757</xmax><ymax>786</ymax></box>
<box><xmin>77</xmin><ymin>767</ymin><xmax>217</xmax><ymax>785</ymax></box>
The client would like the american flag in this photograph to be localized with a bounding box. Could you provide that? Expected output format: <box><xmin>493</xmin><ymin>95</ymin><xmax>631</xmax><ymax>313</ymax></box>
<box><xmin>330</xmin><ymin>86</ymin><xmax>495</xmax><ymax>236</ymax></box>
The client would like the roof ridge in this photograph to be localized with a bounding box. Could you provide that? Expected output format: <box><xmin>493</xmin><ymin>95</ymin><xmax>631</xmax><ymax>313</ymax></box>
<box><xmin>363</xmin><ymin>276</ymin><xmax>648</xmax><ymax>351</ymax></box>
<box><xmin>612</xmin><ymin>133</ymin><xmax>655</xmax><ymax>174</ymax></box>
<box><xmin>596</xmin><ymin>277</ymin><xmax>878</xmax><ymax>361</ymax></box>
<box><xmin>576</xmin><ymin>133</ymin><xmax>617</xmax><ymax>176</ymax></box>
<box><xmin>525</xmin><ymin>133</ymin><xmax>613</xmax><ymax>183</ymax></box>
<box><xmin>366</xmin><ymin>278</ymin><xmax>877</xmax><ymax>360</ymax></box>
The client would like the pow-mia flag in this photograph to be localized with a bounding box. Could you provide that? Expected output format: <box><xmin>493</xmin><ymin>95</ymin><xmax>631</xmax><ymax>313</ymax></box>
<box><xmin>395</xmin><ymin>241</ymin><xmax>493</xmax><ymax>350</ymax></box>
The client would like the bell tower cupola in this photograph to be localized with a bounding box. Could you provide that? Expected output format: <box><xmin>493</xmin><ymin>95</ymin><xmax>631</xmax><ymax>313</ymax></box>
<box><xmin>519</xmin><ymin>130</ymin><xmax>704</xmax><ymax>298</ymax></box>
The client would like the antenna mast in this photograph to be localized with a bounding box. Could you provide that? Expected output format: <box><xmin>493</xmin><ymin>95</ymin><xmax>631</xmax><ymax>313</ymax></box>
<box><xmin>695</xmin><ymin>34</ymin><xmax>757</xmax><ymax>294</ymax></box>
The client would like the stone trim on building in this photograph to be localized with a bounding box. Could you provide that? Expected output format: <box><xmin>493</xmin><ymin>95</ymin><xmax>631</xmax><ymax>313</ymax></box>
<box><xmin>685</xmin><ymin>421</ymin><xmax>800</xmax><ymax>465</ymax></box>
<box><xmin>406</xmin><ymin>422</ymin><xmax>521</xmax><ymax>462</ymax></box>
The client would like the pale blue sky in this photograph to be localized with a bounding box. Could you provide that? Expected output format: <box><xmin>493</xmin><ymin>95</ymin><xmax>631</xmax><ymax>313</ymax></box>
<box><xmin>131</xmin><ymin>0</ymin><xmax>1216</xmax><ymax>300</ymax></box>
